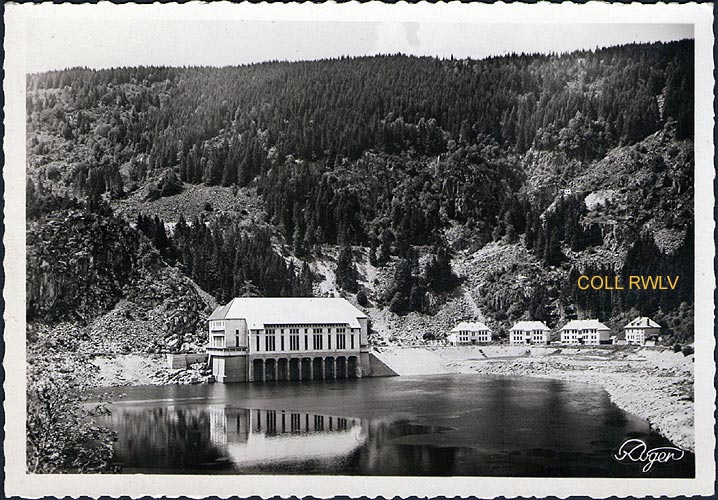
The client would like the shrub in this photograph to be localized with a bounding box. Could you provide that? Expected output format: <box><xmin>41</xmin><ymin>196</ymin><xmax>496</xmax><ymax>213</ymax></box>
<box><xmin>388</xmin><ymin>292</ymin><xmax>408</xmax><ymax>315</ymax></box>
<box><xmin>335</xmin><ymin>246</ymin><xmax>358</xmax><ymax>292</ymax></box>
<box><xmin>144</xmin><ymin>170</ymin><xmax>183</xmax><ymax>201</ymax></box>
<box><xmin>27</xmin><ymin>354</ymin><xmax>117</xmax><ymax>473</ymax></box>
<box><xmin>673</xmin><ymin>343</ymin><xmax>682</xmax><ymax>353</ymax></box>
<box><xmin>356</xmin><ymin>289</ymin><xmax>369</xmax><ymax>307</ymax></box>
<box><xmin>46</xmin><ymin>166</ymin><xmax>61</xmax><ymax>181</ymax></box>
<box><xmin>681</xmin><ymin>345</ymin><xmax>694</xmax><ymax>357</ymax></box>
<box><xmin>157</xmin><ymin>169</ymin><xmax>180</xmax><ymax>195</ymax></box>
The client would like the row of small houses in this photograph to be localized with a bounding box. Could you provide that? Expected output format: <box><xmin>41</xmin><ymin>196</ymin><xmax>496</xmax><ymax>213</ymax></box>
<box><xmin>447</xmin><ymin>317</ymin><xmax>662</xmax><ymax>347</ymax></box>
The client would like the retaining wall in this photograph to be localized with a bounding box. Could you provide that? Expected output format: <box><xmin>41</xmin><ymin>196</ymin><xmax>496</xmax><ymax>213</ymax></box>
<box><xmin>166</xmin><ymin>353</ymin><xmax>209</xmax><ymax>369</ymax></box>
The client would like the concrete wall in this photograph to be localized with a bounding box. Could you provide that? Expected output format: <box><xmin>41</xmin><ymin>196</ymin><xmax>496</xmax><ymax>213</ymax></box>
<box><xmin>366</xmin><ymin>352</ymin><xmax>398</xmax><ymax>377</ymax></box>
<box><xmin>222</xmin><ymin>356</ymin><xmax>248</xmax><ymax>382</ymax></box>
<box><xmin>166</xmin><ymin>353</ymin><xmax>209</xmax><ymax>369</ymax></box>
<box><xmin>358</xmin><ymin>317</ymin><xmax>369</xmax><ymax>348</ymax></box>
<box><xmin>211</xmin><ymin>356</ymin><xmax>248</xmax><ymax>383</ymax></box>
<box><xmin>224</xmin><ymin>319</ymin><xmax>248</xmax><ymax>347</ymax></box>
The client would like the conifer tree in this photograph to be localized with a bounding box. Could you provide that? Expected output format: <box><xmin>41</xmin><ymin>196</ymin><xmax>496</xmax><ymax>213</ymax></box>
<box><xmin>335</xmin><ymin>246</ymin><xmax>358</xmax><ymax>292</ymax></box>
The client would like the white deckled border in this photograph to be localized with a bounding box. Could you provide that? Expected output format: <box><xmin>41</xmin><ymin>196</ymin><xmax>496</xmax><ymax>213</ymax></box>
<box><xmin>3</xmin><ymin>1</ymin><xmax>715</xmax><ymax>498</ymax></box>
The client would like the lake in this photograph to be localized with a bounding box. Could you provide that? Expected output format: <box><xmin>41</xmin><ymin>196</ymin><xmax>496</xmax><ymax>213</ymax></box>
<box><xmin>90</xmin><ymin>374</ymin><xmax>694</xmax><ymax>477</ymax></box>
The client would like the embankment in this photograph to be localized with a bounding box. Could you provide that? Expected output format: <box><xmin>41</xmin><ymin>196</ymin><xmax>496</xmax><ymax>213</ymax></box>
<box><xmin>90</xmin><ymin>353</ymin><xmax>212</xmax><ymax>386</ymax></box>
<box><xmin>367</xmin><ymin>353</ymin><xmax>399</xmax><ymax>377</ymax></box>
<box><xmin>372</xmin><ymin>345</ymin><xmax>695</xmax><ymax>453</ymax></box>
<box><xmin>370</xmin><ymin>347</ymin><xmax>450</xmax><ymax>375</ymax></box>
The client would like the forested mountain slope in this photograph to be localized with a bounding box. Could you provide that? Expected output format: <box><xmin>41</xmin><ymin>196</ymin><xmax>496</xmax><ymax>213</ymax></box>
<box><xmin>26</xmin><ymin>40</ymin><xmax>695</xmax><ymax>345</ymax></box>
<box><xmin>26</xmin><ymin>207</ymin><xmax>214</xmax><ymax>352</ymax></box>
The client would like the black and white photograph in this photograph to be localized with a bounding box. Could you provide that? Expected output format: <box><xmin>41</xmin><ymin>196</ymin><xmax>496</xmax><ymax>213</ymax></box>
<box><xmin>3</xmin><ymin>2</ymin><xmax>715</xmax><ymax>498</ymax></box>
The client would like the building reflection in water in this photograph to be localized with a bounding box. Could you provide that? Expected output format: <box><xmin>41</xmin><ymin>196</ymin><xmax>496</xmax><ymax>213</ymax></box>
<box><xmin>104</xmin><ymin>404</ymin><xmax>366</xmax><ymax>471</ymax></box>
<box><xmin>208</xmin><ymin>406</ymin><xmax>366</xmax><ymax>467</ymax></box>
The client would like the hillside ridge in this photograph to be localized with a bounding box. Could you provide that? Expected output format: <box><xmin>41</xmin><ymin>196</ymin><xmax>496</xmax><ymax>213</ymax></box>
<box><xmin>26</xmin><ymin>40</ymin><xmax>694</xmax><ymax>353</ymax></box>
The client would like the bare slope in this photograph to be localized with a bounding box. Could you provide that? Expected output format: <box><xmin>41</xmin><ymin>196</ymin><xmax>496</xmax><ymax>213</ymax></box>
<box><xmin>112</xmin><ymin>184</ymin><xmax>268</xmax><ymax>228</ymax></box>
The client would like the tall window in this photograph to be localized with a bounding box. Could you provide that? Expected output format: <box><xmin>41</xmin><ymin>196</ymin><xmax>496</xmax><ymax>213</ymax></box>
<box><xmin>335</xmin><ymin>327</ymin><xmax>345</xmax><ymax>349</ymax></box>
<box><xmin>235</xmin><ymin>329</ymin><xmax>240</xmax><ymax>347</ymax></box>
<box><xmin>350</xmin><ymin>334</ymin><xmax>355</xmax><ymax>349</ymax></box>
<box><xmin>265</xmin><ymin>329</ymin><xmax>276</xmax><ymax>352</ymax></box>
<box><xmin>304</xmin><ymin>329</ymin><xmax>309</xmax><ymax>350</ymax></box>
<box><xmin>313</xmin><ymin>328</ymin><xmax>323</xmax><ymax>350</ymax></box>
<box><xmin>290</xmin><ymin>328</ymin><xmax>300</xmax><ymax>350</ymax></box>
<box><xmin>256</xmin><ymin>333</ymin><xmax>260</xmax><ymax>352</ymax></box>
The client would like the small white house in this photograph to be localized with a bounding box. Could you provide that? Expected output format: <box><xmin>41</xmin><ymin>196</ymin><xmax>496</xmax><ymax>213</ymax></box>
<box><xmin>509</xmin><ymin>321</ymin><xmax>551</xmax><ymax>345</ymax></box>
<box><xmin>624</xmin><ymin>317</ymin><xmax>661</xmax><ymax>346</ymax></box>
<box><xmin>449</xmin><ymin>322</ymin><xmax>492</xmax><ymax>345</ymax></box>
<box><xmin>560</xmin><ymin>319</ymin><xmax>611</xmax><ymax>345</ymax></box>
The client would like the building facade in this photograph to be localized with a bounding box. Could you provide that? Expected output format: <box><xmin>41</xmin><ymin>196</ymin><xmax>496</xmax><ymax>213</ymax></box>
<box><xmin>624</xmin><ymin>316</ymin><xmax>661</xmax><ymax>345</ymax></box>
<box><xmin>509</xmin><ymin>321</ymin><xmax>551</xmax><ymax>345</ymax></box>
<box><xmin>206</xmin><ymin>297</ymin><xmax>369</xmax><ymax>383</ymax></box>
<box><xmin>560</xmin><ymin>319</ymin><xmax>611</xmax><ymax>345</ymax></box>
<box><xmin>448</xmin><ymin>322</ymin><xmax>492</xmax><ymax>345</ymax></box>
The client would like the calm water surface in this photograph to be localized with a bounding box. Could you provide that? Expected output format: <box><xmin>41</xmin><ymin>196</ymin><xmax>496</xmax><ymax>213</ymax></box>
<box><xmin>90</xmin><ymin>374</ymin><xmax>694</xmax><ymax>477</ymax></box>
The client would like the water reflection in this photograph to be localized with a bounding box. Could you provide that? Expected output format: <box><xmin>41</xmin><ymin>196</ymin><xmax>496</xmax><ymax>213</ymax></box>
<box><xmin>210</xmin><ymin>407</ymin><xmax>366</xmax><ymax>467</ymax></box>
<box><xmin>103</xmin><ymin>405</ymin><xmax>369</xmax><ymax>472</ymax></box>
<box><xmin>107</xmin><ymin>406</ymin><xmax>225</xmax><ymax>471</ymax></box>
<box><xmin>94</xmin><ymin>375</ymin><xmax>695</xmax><ymax>477</ymax></box>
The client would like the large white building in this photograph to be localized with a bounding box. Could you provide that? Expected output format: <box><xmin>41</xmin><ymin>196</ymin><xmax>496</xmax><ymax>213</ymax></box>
<box><xmin>624</xmin><ymin>317</ymin><xmax>661</xmax><ymax>345</ymax></box>
<box><xmin>560</xmin><ymin>319</ymin><xmax>611</xmax><ymax>345</ymax></box>
<box><xmin>509</xmin><ymin>321</ymin><xmax>551</xmax><ymax>345</ymax></box>
<box><xmin>206</xmin><ymin>297</ymin><xmax>369</xmax><ymax>383</ymax></box>
<box><xmin>448</xmin><ymin>322</ymin><xmax>492</xmax><ymax>345</ymax></box>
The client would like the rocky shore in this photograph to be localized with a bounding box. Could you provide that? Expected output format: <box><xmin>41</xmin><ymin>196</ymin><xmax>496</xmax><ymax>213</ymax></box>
<box><xmin>373</xmin><ymin>345</ymin><xmax>695</xmax><ymax>453</ymax></box>
<box><xmin>90</xmin><ymin>354</ymin><xmax>214</xmax><ymax>387</ymax></box>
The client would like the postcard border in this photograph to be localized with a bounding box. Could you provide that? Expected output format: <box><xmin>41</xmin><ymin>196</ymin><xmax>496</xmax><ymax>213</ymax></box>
<box><xmin>3</xmin><ymin>1</ymin><xmax>715</xmax><ymax>498</ymax></box>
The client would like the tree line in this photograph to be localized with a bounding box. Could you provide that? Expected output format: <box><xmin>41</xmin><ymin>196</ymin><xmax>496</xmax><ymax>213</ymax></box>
<box><xmin>27</xmin><ymin>40</ymin><xmax>693</xmax><ymax>201</ymax></box>
<box><xmin>135</xmin><ymin>213</ymin><xmax>314</xmax><ymax>303</ymax></box>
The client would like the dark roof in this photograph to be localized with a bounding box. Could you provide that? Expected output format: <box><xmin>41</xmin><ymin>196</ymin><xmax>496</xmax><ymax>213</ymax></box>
<box><xmin>208</xmin><ymin>304</ymin><xmax>230</xmax><ymax>321</ymax></box>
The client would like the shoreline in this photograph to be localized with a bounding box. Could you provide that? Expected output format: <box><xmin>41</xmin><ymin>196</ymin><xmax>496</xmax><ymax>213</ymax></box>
<box><xmin>88</xmin><ymin>353</ymin><xmax>214</xmax><ymax>387</ymax></box>
<box><xmin>86</xmin><ymin>345</ymin><xmax>694</xmax><ymax>453</ymax></box>
<box><xmin>372</xmin><ymin>345</ymin><xmax>695</xmax><ymax>453</ymax></box>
